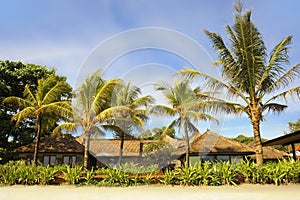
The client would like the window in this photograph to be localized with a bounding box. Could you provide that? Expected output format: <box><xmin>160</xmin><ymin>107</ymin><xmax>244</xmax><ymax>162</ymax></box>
<box><xmin>63</xmin><ymin>156</ymin><xmax>77</xmax><ymax>166</ymax></box>
<box><xmin>230</xmin><ymin>155</ymin><xmax>242</xmax><ymax>163</ymax></box>
<box><xmin>189</xmin><ymin>156</ymin><xmax>200</xmax><ymax>166</ymax></box>
<box><xmin>201</xmin><ymin>155</ymin><xmax>215</xmax><ymax>162</ymax></box>
<box><xmin>216</xmin><ymin>155</ymin><xmax>230</xmax><ymax>162</ymax></box>
<box><xmin>43</xmin><ymin>155</ymin><xmax>56</xmax><ymax>166</ymax></box>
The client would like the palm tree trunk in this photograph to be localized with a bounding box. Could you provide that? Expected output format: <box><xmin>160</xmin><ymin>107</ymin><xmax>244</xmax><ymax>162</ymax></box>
<box><xmin>33</xmin><ymin>117</ymin><xmax>42</xmax><ymax>165</ymax></box>
<box><xmin>83</xmin><ymin>133</ymin><xmax>90</xmax><ymax>168</ymax></box>
<box><xmin>119</xmin><ymin>133</ymin><xmax>124</xmax><ymax>164</ymax></box>
<box><xmin>251</xmin><ymin>109</ymin><xmax>264</xmax><ymax>165</ymax></box>
<box><xmin>183</xmin><ymin>119</ymin><xmax>190</xmax><ymax>167</ymax></box>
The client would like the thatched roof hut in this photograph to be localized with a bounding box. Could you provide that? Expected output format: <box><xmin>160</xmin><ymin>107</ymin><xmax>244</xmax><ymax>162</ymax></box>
<box><xmin>14</xmin><ymin>134</ymin><xmax>84</xmax><ymax>153</ymax></box>
<box><xmin>13</xmin><ymin>134</ymin><xmax>84</xmax><ymax>166</ymax></box>
<box><xmin>189</xmin><ymin>130</ymin><xmax>255</xmax><ymax>156</ymax></box>
<box><xmin>248</xmin><ymin>141</ymin><xmax>289</xmax><ymax>161</ymax></box>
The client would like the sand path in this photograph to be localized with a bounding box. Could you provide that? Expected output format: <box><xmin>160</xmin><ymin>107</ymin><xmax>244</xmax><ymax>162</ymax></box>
<box><xmin>1</xmin><ymin>184</ymin><xmax>299</xmax><ymax>200</ymax></box>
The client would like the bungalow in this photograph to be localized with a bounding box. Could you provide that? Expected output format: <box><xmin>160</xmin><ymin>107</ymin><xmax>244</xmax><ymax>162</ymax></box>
<box><xmin>247</xmin><ymin>141</ymin><xmax>289</xmax><ymax>162</ymax></box>
<box><xmin>177</xmin><ymin>130</ymin><xmax>255</xmax><ymax>164</ymax></box>
<box><xmin>16</xmin><ymin>130</ymin><xmax>290</xmax><ymax>168</ymax></box>
<box><xmin>76</xmin><ymin>136</ymin><xmax>159</xmax><ymax>167</ymax></box>
<box><xmin>13</xmin><ymin>134</ymin><xmax>84</xmax><ymax>166</ymax></box>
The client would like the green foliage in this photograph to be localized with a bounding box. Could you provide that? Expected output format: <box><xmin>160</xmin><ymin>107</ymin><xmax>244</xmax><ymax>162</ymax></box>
<box><xmin>233</xmin><ymin>135</ymin><xmax>255</xmax><ymax>145</ymax></box>
<box><xmin>39</xmin><ymin>165</ymin><xmax>56</xmax><ymax>185</ymax></box>
<box><xmin>178</xmin><ymin>2</ymin><xmax>300</xmax><ymax>165</ymax></box>
<box><xmin>101</xmin><ymin>166</ymin><xmax>131</xmax><ymax>186</ymax></box>
<box><xmin>140</xmin><ymin>126</ymin><xmax>176</xmax><ymax>140</ymax></box>
<box><xmin>288</xmin><ymin>118</ymin><xmax>300</xmax><ymax>132</ymax></box>
<box><xmin>232</xmin><ymin>135</ymin><xmax>287</xmax><ymax>151</ymax></box>
<box><xmin>3</xmin><ymin>76</ymin><xmax>72</xmax><ymax>164</ymax></box>
<box><xmin>0</xmin><ymin>60</ymin><xmax>71</xmax><ymax>162</ymax></box>
<box><xmin>63</xmin><ymin>165</ymin><xmax>84</xmax><ymax>185</ymax></box>
<box><xmin>0</xmin><ymin>160</ymin><xmax>299</xmax><ymax>186</ymax></box>
<box><xmin>151</xmin><ymin>80</ymin><xmax>218</xmax><ymax>165</ymax></box>
<box><xmin>159</xmin><ymin>169</ymin><xmax>177</xmax><ymax>185</ymax></box>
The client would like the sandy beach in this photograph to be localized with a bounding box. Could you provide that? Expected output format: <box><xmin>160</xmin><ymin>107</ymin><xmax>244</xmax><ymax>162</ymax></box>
<box><xmin>1</xmin><ymin>184</ymin><xmax>299</xmax><ymax>200</ymax></box>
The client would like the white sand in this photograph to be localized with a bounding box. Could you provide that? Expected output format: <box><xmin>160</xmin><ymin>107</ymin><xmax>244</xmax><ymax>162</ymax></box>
<box><xmin>0</xmin><ymin>184</ymin><xmax>299</xmax><ymax>200</ymax></box>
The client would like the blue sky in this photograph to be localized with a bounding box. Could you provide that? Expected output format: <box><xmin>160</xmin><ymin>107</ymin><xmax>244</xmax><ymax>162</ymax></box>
<box><xmin>1</xmin><ymin>0</ymin><xmax>300</xmax><ymax>139</ymax></box>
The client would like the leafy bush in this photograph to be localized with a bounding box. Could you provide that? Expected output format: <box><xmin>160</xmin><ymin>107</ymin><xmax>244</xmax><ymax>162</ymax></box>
<box><xmin>63</xmin><ymin>165</ymin><xmax>84</xmax><ymax>185</ymax></box>
<box><xmin>0</xmin><ymin>160</ymin><xmax>299</xmax><ymax>186</ymax></box>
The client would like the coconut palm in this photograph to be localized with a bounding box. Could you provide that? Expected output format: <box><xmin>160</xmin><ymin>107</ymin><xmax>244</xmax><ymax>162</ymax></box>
<box><xmin>178</xmin><ymin>3</ymin><xmax>300</xmax><ymax>164</ymax></box>
<box><xmin>151</xmin><ymin>80</ymin><xmax>218</xmax><ymax>166</ymax></box>
<box><xmin>105</xmin><ymin>82</ymin><xmax>155</xmax><ymax>163</ymax></box>
<box><xmin>3</xmin><ymin>76</ymin><xmax>72</xmax><ymax>165</ymax></box>
<box><xmin>54</xmin><ymin>72</ymin><xmax>131</xmax><ymax>168</ymax></box>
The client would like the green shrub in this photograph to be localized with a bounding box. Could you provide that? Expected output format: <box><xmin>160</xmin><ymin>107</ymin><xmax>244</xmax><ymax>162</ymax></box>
<box><xmin>0</xmin><ymin>160</ymin><xmax>299</xmax><ymax>186</ymax></box>
<box><xmin>39</xmin><ymin>165</ymin><xmax>55</xmax><ymax>185</ymax></box>
<box><xmin>63</xmin><ymin>165</ymin><xmax>84</xmax><ymax>185</ymax></box>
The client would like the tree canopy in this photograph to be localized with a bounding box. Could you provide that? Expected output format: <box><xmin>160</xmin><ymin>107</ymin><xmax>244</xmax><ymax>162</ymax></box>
<box><xmin>288</xmin><ymin>118</ymin><xmax>300</xmax><ymax>133</ymax></box>
<box><xmin>0</xmin><ymin>60</ymin><xmax>72</xmax><ymax>163</ymax></box>
<box><xmin>178</xmin><ymin>3</ymin><xmax>300</xmax><ymax>164</ymax></box>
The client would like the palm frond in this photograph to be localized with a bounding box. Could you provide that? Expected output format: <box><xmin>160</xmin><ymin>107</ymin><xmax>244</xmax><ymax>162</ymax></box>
<box><xmin>96</xmin><ymin>105</ymin><xmax>130</xmax><ymax>122</ymax></box>
<box><xmin>203</xmin><ymin>29</ymin><xmax>238</xmax><ymax>82</ymax></box>
<box><xmin>177</xmin><ymin>68</ymin><xmax>250</xmax><ymax>104</ymax></box>
<box><xmin>263</xmin><ymin>103</ymin><xmax>287</xmax><ymax>115</ymax></box>
<box><xmin>259</xmin><ymin>36</ymin><xmax>293</xmax><ymax>93</ymax></box>
<box><xmin>150</xmin><ymin>104</ymin><xmax>177</xmax><ymax>117</ymax></box>
<box><xmin>131</xmin><ymin>95</ymin><xmax>155</xmax><ymax>108</ymax></box>
<box><xmin>2</xmin><ymin>96</ymin><xmax>33</xmax><ymax>108</ymax></box>
<box><xmin>12</xmin><ymin>106</ymin><xmax>36</xmax><ymax>125</ymax></box>
<box><xmin>261</xmin><ymin>63</ymin><xmax>300</xmax><ymax>97</ymax></box>
<box><xmin>185</xmin><ymin>120</ymin><xmax>199</xmax><ymax>134</ymax></box>
<box><xmin>53</xmin><ymin>122</ymin><xmax>77</xmax><ymax>135</ymax></box>
<box><xmin>186</xmin><ymin>110</ymin><xmax>219</xmax><ymax>124</ymax></box>
<box><xmin>37</xmin><ymin>101</ymin><xmax>73</xmax><ymax>118</ymax></box>
<box><xmin>43</xmin><ymin>81</ymin><xmax>72</xmax><ymax>104</ymax></box>
<box><xmin>93</xmin><ymin>78</ymin><xmax>121</xmax><ymax>113</ymax></box>
<box><xmin>23</xmin><ymin>85</ymin><xmax>37</xmax><ymax>104</ymax></box>
<box><xmin>265</xmin><ymin>86</ymin><xmax>300</xmax><ymax>104</ymax></box>
<box><xmin>162</xmin><ymin>118</ymin><xmax>181</xmax><ymax>136</ymax></box>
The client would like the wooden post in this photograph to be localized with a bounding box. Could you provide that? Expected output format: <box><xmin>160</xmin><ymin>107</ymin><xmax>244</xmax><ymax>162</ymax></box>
<box><xmin>291</xmin><ymin>143</ymin><xmax>297</xmax><ymax>161</ymax></box>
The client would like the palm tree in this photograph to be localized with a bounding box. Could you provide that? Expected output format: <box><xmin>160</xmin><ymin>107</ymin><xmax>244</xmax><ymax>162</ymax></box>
<box><xmin>106</xmin><ymin>82</ymin><xmax>154</xmax><ymax>164</ymax></box>
<box><xmin>3</xmin><ymin>76</ymin><xmax>72</xmax><ymax>165</ymax></box>
<box><xmin>54</xmin><ymin>72</ymin><xmax>130</xmax><ymax>168</ymax></box>
<box><xmin>151</xmin><ymin>80</ymin><xmax>218</xmax><ymax>166</ymax></box>
<box><xmin>178</xmin><ymin>3</ymin><xmax>300</xmax><ymax>164</ymax></box>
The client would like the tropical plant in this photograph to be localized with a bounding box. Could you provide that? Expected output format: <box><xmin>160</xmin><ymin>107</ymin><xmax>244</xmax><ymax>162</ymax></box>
<box><xmin>0</xmin><ymin>160</ymin><xmax>299</xmax><ymax>186</ymax></box>
<box><xmin>160</xmin><ymin>168</ymin><xmax>177</xmax><ymax>185</ymax></box>
<box><xmin>3</xmin><ymin>76</ymin><xmax>72</xmax><ymax>165</ymax></box>
<box><xmin>63</xmin><ymin>165</ymin><xmax>84</xmax><ymax>185</ymax></box>
<box><xmin>176</xmin><ymin>164</ymin><xmax>199</xmax><ymax>186</ymax></box>
<box><xmin>54</xmin><ymin>72</ymin><xmax>126</xmax><ymax>168</ymax></box>
<box><xmin>101</xmin><ymin>166</ymin><xmax>131</xmax><ymax>186</ymax></box>
<box><xmin>178</xmin><ymin>3</ymin><xmax>300</xmax><ymax>164</ymax></box>
<box><xmin>82</xmin><ymin>168</ymin><xmax>95</xmax><ymax>185</ymax></box>
<box><xmin>0</xmin><ymin>60</ymin><xmax>65</xmax><ymax>160</ymax></box>
<box><xmin>105</xmin><ymin>82</ymin><xmax>154</xmax><ymax>163</ymax></box>
<box><xmin>38</xmin><ymin>165</ymin><xmax>56</xmax><ymax>185</ymax></box>
<box><xmin>151</xmin><ymin>80</ymin><xmax>218</xmax><ymax>166</ymax></box>
<box><xmin>152</xmin><ymin>126</ymin><xmax>176</xmax><ymax>139</ymax></box>
<box><xmin>288</xmin><ymin>118</ymin><xmax>300</xmax><ymax>132</ymax></box>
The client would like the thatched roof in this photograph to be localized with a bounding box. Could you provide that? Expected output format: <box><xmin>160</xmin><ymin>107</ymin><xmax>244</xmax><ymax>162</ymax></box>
<box><xmin>79</xmin><ymin>138</ymin><xmax>155</xmax><ymax>157</ymax></box>
<box><xmin>14</xmin><ymin>134</ymin><xmax>84</xmax><ymax>153</ymax></box>
<box><xmin>189</xmin><ymin>130</ymin><xmax>255</xmax><ymax>155</ymax></box>
<box><xmin>248</xmin><ymin>141</ymin><xmax>289</xmax><ymax>160</ymax></box>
